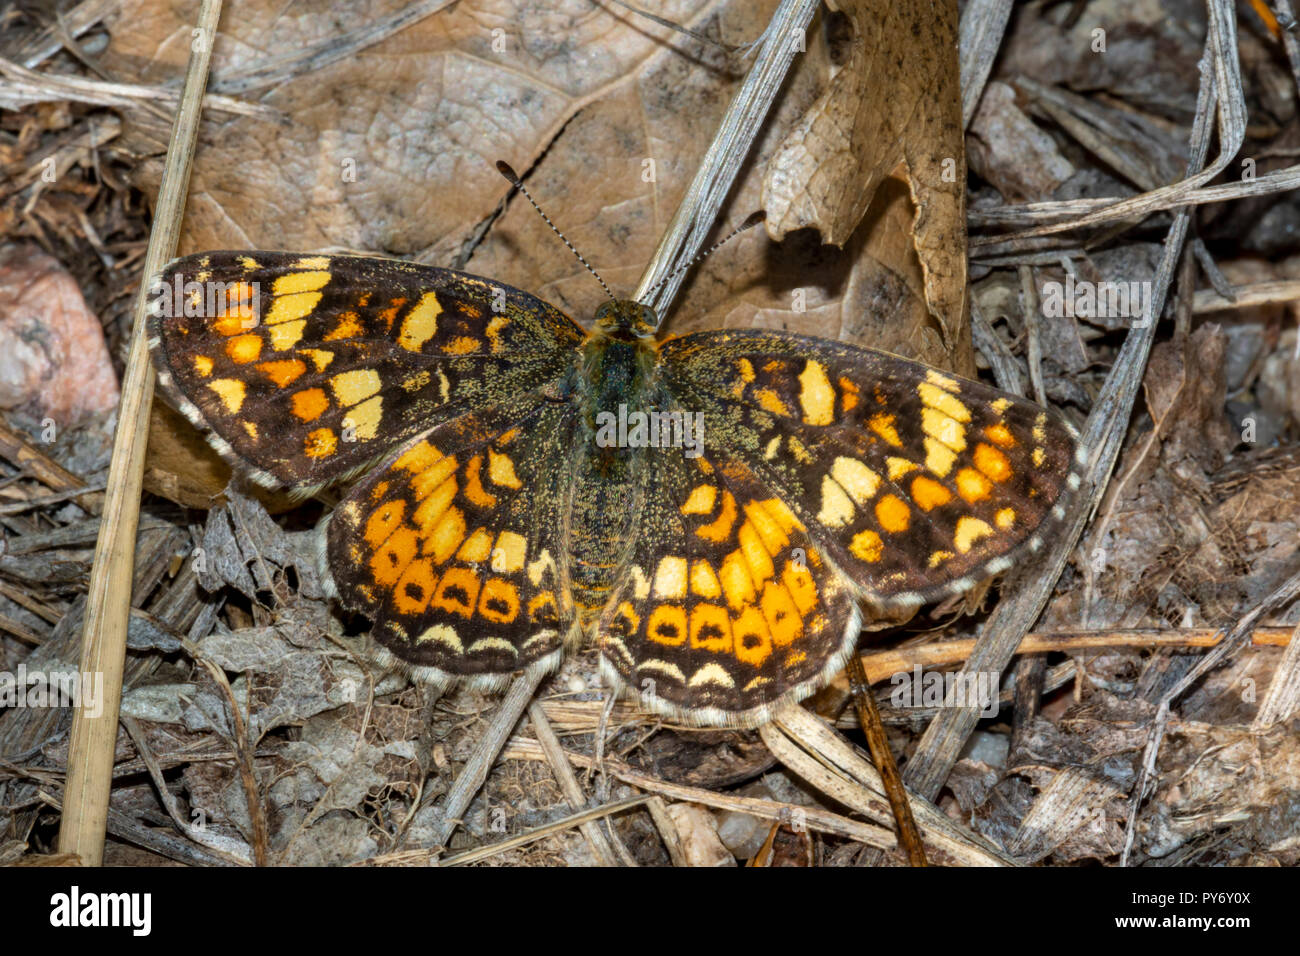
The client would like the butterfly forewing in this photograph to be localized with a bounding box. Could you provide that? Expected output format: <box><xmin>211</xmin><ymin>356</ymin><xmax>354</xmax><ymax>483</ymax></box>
<box><xmin>660</xmin><ymin>329</ymin><xmax>1081</xmax><ymax>608</ymax></box>
<box><xmin>148</xmin><ymin>252</ymin><xmax>584</xmax><ymax>493</ymax></box>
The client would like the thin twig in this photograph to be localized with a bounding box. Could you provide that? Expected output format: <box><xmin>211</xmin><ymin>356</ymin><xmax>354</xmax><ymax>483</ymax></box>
<box><xmin>845</xmin><ymin>651</ymin><xmax>927</xmax><ymax>866</ymax></box>
<box><xmin>56</xmin><ymin>0</ymin><xmax>225</xmax><ymax>867</ymax></box>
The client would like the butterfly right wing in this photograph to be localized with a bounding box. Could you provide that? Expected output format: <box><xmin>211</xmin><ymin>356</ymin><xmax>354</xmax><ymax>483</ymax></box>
<box><xmin>148</xmin><ymin>251</ymin><xmax>585</xmax><ymax>494</ymax></box>
<box><xmin>323</xmin><ymin>391</ymin><xmax>581</xmax><ymax>688</ymax></box>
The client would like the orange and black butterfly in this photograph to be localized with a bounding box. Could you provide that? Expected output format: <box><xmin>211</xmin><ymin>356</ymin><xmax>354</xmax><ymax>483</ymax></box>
<box><xmin>148</xmin><ymin>243</ymin><xmax>1080</xmax><ymax>727</ymax></box>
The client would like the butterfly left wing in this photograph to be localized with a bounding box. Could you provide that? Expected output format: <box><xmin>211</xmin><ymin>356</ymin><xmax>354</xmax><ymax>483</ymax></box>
<box><xmin>323</xmin><ymin>392</ymin><xmax>580</xmax><ymax>688</ymax></box>
<box><xmin>593</xmin><ymin>443</ymin><xmax>860</xmax><ymax>727</ymax></box>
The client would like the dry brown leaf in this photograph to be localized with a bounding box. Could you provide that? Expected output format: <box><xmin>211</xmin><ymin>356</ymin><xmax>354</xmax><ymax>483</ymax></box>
<box><xmin>760</xmin><ymin>0</ymin><xmax>968</xmax><ymax>363</ymax></box>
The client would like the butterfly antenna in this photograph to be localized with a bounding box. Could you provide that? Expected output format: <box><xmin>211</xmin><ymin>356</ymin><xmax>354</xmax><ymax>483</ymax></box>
<box><xmin>496</xmin><ymin>161</ymin><xmax>616</xmax><ymax>301</ymax></box>
<box><xmin>645</xmin><ymin>210</ymin><xmax>767</xmax><ymax>298</ymax></box>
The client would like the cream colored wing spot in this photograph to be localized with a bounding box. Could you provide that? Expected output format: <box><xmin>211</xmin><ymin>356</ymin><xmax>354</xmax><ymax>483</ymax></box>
<box><xmin>926</xmin><ymin>369</ymin><xmax>961</xmax><ymax>392</ymax></box>
<box><xmin>652</xmin><ymin>556</ymin><xmax>688</xmax><ymax>599</ymax></box>
<box><xmin>953</xmin><ymin>515</ymin><xmax>994</xmax><ymax>553</ymax></box>
<box><xmin>798</xmin><ymin>359</ymin><xmax>835</xmax><ymax>425</ymax></box>
<box><xmin>343</xmin><ymin>395</ymin><xmax>382</xmax><ymax>440</ymax></box>
<box><xmin>526</xmin><ymin>549</ymin><xmax>557</xmax><ymax>587</ymax></box>
<box><xmin>399</xmin><ymin>292</ymin><xmax>442</xmax><ymax>351</ymax></box>
<box><xmin>466</xmin><ymin>638</ymin><xmax>518</xmax><ymax>656</ymax></box>
<box><xmin>687</xmin><ymin>662</ymin><xmax>736</xmax><ymax>688</ymax></box>
<box><xmin>918</xmin><ymin>382</ymin><xmax>971</xmax><ymax>423</ymax></box>
<box><xmin>638</xmin><ymin>659</ymin><xmax>687</xmax><ymax>682</ymax></box>
<box><xmin>488</xmin><ymin>450</ymin><xmax>522</xmax><ymax>488</ymax></box>
<box><xmin>629</xmin><ymin>565</ymin><xmax>652</xmax><ymax>600</ymax></box>
<box><xmin>269</xmin><ymin>319</ymin><xmax>306</xmax><ymax>351</ymax></box>
<box><xmin>690</xmin><ymin>560</ymin><xmax>722</xmax><ymax>598</ymax></box>
<box><xmin>417</xmin><ymin>623</ymin><xmax>463</xmax><ymax>650</ymax></box>
<box><xmin>331</xmin><ymin>368</ymin><xmax>382</xmax><ymax>406</ymax></box>
<box><xmin>491</xmin><ymin>531</ymin><xmax>527</xmax><ymax>572</ymax></box>
<box><xmin>887</xmin><ymin>457</ymin><xmax>918</xmax><ymax>480</ymax></box>
<box><xmin>829</xmin><ymin>457</ymin><xmax>881</xmax><ymax>505</ymax></box>
<box><xmin>817</xmin><ymin>474</ymin><xmax>856</xmax><ymax>528</ymax></box>
<box><xmin>207</xmin><ymin>378</ymin><xmax>246</xmax><ymax>414</ymax></box>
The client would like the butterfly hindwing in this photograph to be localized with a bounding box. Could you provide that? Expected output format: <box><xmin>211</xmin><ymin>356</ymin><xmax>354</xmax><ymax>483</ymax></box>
<box><xmin>661</xmin><ymin>329</ymin><xmax>1082</xmax><ymax>609</ymax></box>
<box><xmin>594</xmin><ymin>442</ymin><xmax>859</xmax><ymax>727</ymax></box>
<box><xmin>148</xmin><ymin>252</ymin><xmax>584</xmax><ymax>493</ymax></box>
<box><xmin>323</xmin><ymin>393</ymin><xmax>580</xmax><ymax>687</ymax></box>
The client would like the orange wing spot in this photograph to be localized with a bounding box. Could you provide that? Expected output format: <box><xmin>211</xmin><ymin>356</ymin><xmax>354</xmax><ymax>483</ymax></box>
<box><xmin>499</xmin><ymin>428</ymin><xmax>522</xmax><ymax>445</ymax></box>
<box><xmin>242</xmin><ymin>421</ymin><xmax>258</xmax><ymax>441</ymax></box>
<box><xmin>755</xmin><ymin>388</ymin><xmax>792</xmax><ymax>417</ymax></box>
<box><xmin>457</xmin><ymin>528</ymin><xmax>494</xmax><ymax>563</ymax></box>
<box><xmin>291</xmin><ymin>387</ymin><xmax>330</xmax><ymax>423</ymax></box>
<box><xmin>410</xmin><ymin>455</ymin><xmax>458</xmax><ymax>500</ymax></box>
<box><xmin>369</xmin><ymin>480</ymin><xmax>391</xmax><ymax>502</ymax></box>
<box><xmin>838</xmin><ymin>377</ymin><xmax>860</xmax><ymax>413</ymax></box>
<box><xmin>258</xmin><ymin>358</ymin><xmax>307</xmax><ymax>388</ymax></box>
<box><xmin>869</xmin><ymin>413</ymin><xmax>904</xmax><ymax>447</ymax></box>
<box><xmin>955</xmin><ymin>466</ymin><xmax>993</xmax><ymax>502</ymax></box>
<box><xmin>731</xmin><ymin>606</ymin><xmax>773</xmax><ymax>666</ymax></box>
<box><xmin>689</xmin><ymin>604</ymin><xmax>732</xmax><ymax>653</ymax></box>
<box><xmin>369</xmin><ymin>526</ymin><xmax>419</xmax><ymax>586</ymax></box>
<box><xmin>394</xmin><ymin>558</ymin><xmax>438</xmax><ymax>614</ymax></box>
<box><xmin>427</xmin><ymin>505</ymin><xmax>466</xmax><ymax>565</ymax></box>
<box><xmin>738</xmin><ymin>358</ymin><xmax>756</xmax><ymax>383</ymax></box>
<box><xmin>681</xmin><ymin>484</ymin><xmax>717</xmax><ymax>515</ymax></box>
<box><xmin>984</xmin><ymin>422</ymin><xmax>1017</xmax><ymax>448</ymax></box>
<box><xmin>443</xmin><ymin>335</ymin><xmax>481</xmax><ymax>355</ymax></box>
<box><xmin>743</xmin><ymin>501</ymin><xmax>791</xmax><ymax>554</ymax></box>
<box><xmin>647</xmin><ymin>605</ymin><xmax>688</xmax><ymax>646</ymax></box>
<box><xmin>463</xmin><ymin>455</ymin><xmax>497</xmax><ymax>508</ymax></box>
<box><xmin>782</xmin><ymin>562</ymin><xmax>818</xmax><ymax>615</ymax></box>
<box><xmin>995</xmin><ymin>507</ymin><xmax>1017</xmax><ymax>530</ymax></box>
<box><xmin>304</xmin><ymin>427</ymin><xmax>337</xmax><ymax>459</ymax></box>
<box><xmin>364</xmin><ymin>499</ymin><xmax>407</xmax><ymax>547</ymax></box>
<box><xmin>718</xmin><ymin>550</ymin><xmax>757</xmax><ymax>610</ymax></box>
<box><xmin>212</xmin><ymin>313</ymin><xmax>249</xmax><ymax>337</ymax></box>
<box><xmin>226</xmin><ymin>334</ymin><xmax>262</xmax><ymax>364</ymax></box>
<box><xmin>910</xmin><ymin>475</ymin><xmax>953</xmax><ymax>511</ymax></box>
<box><xmin>193</xmin><ymin>355</ymin><xmax>213</xmax><ymax>377</ymax></box>
<box><xmin>527</xmin><ymin>591</ymin><xmax>560</xmax><ymax>625</ymax></box>
<box><xmin>850</xmin><ymin>529</ymin><xmax>883</xmax><ymax>563</ymax></box>
<box><xmin>737</xmin><ymin>522</ymin><xmax>775</xmax><ymax>586</ymax></box>
<box><xmin>432</xmin><ymin>567</ymin><xmax>481</xmax><ymax>619</ymax></box>
<box><xmin>695</xmin><ymin>491</ymin><xmax>737</xmax><ymax>543</ymax></box>
<box><xmin>875</xmin><ymin>494</ymin><xmax>911</xmax><ymax>533</ymax></box>
<box><xmin>757</xmin><ymin>498</ymin><xmax>804</xmax><ymax>534</ymax></box>
<box><xmin>477</xmin><ymin>577</ymin><xmax>521</xmax><ymax>624</ymax></box>
<box><xmin>395</xmin><ymin>440</ymin><xmax>444</xmax><ymax>475</ymax></box>
<box><xmin>323</xmin><ymin>311</ymin><xmax>363</xmax><ymax>342</ymax></box>
<box><xmin>608</xmin><ymin>601</ymin><xmax>640</xmax><ymax>637</ymax></box>
<box><xmin>973</xmin><ymin>442</ymin><xmax>1013</xmax><ymax>483</ymax></box>
<box><xmin>759</xmin><ymin>581</ymin><xmax>803</xmax><ymax>648</ymax></box>
<box><xmin>377</xmin><ymin>298</ymin><xmax>407</xmax><ymax>330</ymax></box>
<box><xmin>413</xmin><ymin>477</ymin><xmax>457</xmax><ymax>535</ymax></box>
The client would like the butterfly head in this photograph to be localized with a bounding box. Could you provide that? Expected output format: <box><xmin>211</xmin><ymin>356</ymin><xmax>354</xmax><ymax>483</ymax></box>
<box><xmin>594</xmin><ymin>300</ymin><xmax>658</xmax><ymax>340</ymax></box>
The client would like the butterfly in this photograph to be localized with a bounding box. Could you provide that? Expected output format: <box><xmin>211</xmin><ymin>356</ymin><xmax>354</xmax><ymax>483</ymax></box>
<box><xmin>147</xmin><ymin>246</ymin><xmax>1081</xmax><ymax>727</ymax></box>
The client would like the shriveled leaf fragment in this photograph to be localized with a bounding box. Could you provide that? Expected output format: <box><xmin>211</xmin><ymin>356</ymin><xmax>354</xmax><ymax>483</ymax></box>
<box><xmin>762</xmin><ymin>0</ymin><xmax>967</xmax><ymax>348</ymax></box>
